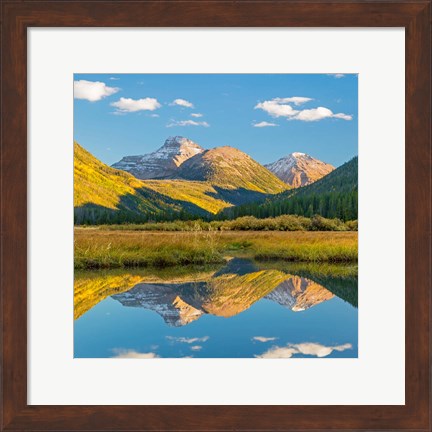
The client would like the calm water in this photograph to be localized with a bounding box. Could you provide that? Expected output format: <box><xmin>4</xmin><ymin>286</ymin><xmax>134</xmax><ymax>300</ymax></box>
<box><xmin>74</xmin><ymin>258</ymin><xmax>358</xmax><ymax>358</ymax></box>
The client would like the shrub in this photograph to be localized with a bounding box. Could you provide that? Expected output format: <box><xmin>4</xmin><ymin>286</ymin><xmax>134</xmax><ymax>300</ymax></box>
<box><xmin>310</xmin><ymin>215</ymin><xmax>348</xmax><ymax>231</ymax></box>
<box><xmin>345</xmin><ymin>220</ymin><xmax>358</xmax><ymax>231</ymax></box>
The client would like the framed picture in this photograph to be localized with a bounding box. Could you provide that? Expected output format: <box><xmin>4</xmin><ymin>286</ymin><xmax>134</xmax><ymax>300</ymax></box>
<box><xmin>74</xmin><ymin>73</ymin><xmax>359</xmax><ymax>360</ymax></box>
<box><xmin>1</xmin><ymin>1</ymin><xmax>430</xmax><ymax>431</ymax></box>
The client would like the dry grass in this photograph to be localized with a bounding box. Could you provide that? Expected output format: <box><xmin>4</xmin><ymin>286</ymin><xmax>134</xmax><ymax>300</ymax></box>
<box><xmin>75</xmin><ymin>228</ymin><xmax>358</xmax><ymax>269</ymax></box>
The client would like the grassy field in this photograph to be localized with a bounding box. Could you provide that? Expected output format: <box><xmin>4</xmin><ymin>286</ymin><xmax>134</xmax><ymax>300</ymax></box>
<box><xmin>74</xmin><ymin>228</ymin><xmax>358</xmax><ymax>269</ymax></box>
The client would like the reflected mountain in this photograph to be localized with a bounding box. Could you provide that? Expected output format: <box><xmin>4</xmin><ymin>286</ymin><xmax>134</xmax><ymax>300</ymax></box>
<box><xmin>75</xmin><ymin>258</ymin><xmax>357</xmax><ymax>324</ymax></box>
<box><xmin>265</xmin><ymin>277</ymin><xmax>334</xmax><ymax>312</ymax></box>
<box><xmin>74</xmin><ymin>272</ymin><xmax>145</xmax><ymax>320</ymax></box>
<box><xmin>74</xmin><ymin>266</ymin><xmax>219</xmax><ymax>320</ymax></box>
<box><xmin>112</xmin><ymin>268</ymin><xmax>288</xmax><ymax>326</ymax></box>
<box><xmin>75</xmin><ymin>259</ymin><xmax>358</xmax><ymax>358</ymax></box>
<box><xmin>110</xmin><ymin>259</ymin><xmax>351</xmax><ymax>326</ymax></box>
<box><xmin>112</xmin><ymin>282</ymin><xmax>207</xmax><ymax>327</ymax></box>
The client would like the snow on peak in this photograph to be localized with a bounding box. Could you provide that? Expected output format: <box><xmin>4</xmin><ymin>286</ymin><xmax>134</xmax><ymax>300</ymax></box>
<box><xmin>164</xmin><ymin>136</ymin><xmax>199</xmax><ymax>147</ymax></box>
<box><xmin>265</xmin><ymin>151</ymin><xmax>334</xmax><ymax>188</ymax></box>
<box><xmin>165</xmin><ymin>135</ymin><xmax>186</xmax><ymax>144</ymax></box>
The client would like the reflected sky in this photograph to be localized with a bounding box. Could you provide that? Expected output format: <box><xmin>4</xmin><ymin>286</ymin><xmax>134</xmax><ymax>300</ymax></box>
<box><xmin>74</xmin><ymin>259</ymin><xmax>358</xmax><ymax>358</ymax></box>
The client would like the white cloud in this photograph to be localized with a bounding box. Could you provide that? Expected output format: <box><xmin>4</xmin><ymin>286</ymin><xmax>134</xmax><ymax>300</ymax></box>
<box><xmin>167</xmin><ymin>120</ymin><xmax>209</xmax><ymax>127</ymax></box>
<box><xmin>111</xmin><ymin>97</ymin><xmax>161</xmax><ymax>113</ymax></box>
<box><xmin>328</xmin><ymin>73</ymin><xmax>345</xmax><ymax>78</ymax></box>
<box><xmin>252</xmin><ymin>336</ymin><xmax>277</xmax><ymax>342</ymax></box>
<box><xmin>292</xmin><ymin>107</ymin><xmax>352</xmax><ymax>122</ymax></box>
<box><xmin>255</xmin><ymin>97</ymin><xmax>352</xmax><ymax>122</ymax></box>
<box><xmin>256</xmin><ymin>342</ymin><xmax>353</xmax><ymax>359</ymax></box>
<box><xmin>191</xmin><ymin>113</ymin><xmax>203</xmax><ymax>118</ymax></box>
<box><xmin>255</xmin><ymin>100</ymin><xmax>299</xmax><ymax>118</ymax></box>
<box><xmin>74</xmin><ymin>80</ymin><xmax>119</xmax><ymax>102</ymax></box>
<box><xmin>272</xmin><ymin>97</ymin><xmax>313</xmax><ymax>106</ymax></box>
<box><xmin>170</xmin><ymin>98</ymin><xmax>194</xmax><ymax>108</ymax></box>
<box><xmin>254</xmin><ymin>96</ymin><xmax>312</xmax><ymax>118</ymax></box>
<box><xmin>109</xmin><ymin>77</ymin><xmax>120</xmax><ymax>81</ymax></box>
<box><xmin>333</xmin><ymin>112</ymin><xmax>353</xmax><ymax>120</ymax></box>
<box><xmin>112</xmin><ymin>349</ymin><xmax>159</xmax><ymax>359</ymax></box>
<box><xmin>150</xmin><ymin>113</ymin><xmax>160</xmax><ymax>118</ymax></box>
<box><xmin>166</xmin><ymin>336</ymin><xmax>209</xmax><ymax>344</ymax></box>
<box><xmin>253</xmin><ymin>121</ymin><xmax>278</xmax><ymax>128</ymax></box>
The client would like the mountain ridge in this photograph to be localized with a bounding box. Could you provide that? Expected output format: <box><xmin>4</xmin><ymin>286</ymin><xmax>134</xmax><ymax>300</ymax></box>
<box><xmin>112</xmin><ymin>136</ymin><xmax>334</xmax><ymax>192</ymax></box>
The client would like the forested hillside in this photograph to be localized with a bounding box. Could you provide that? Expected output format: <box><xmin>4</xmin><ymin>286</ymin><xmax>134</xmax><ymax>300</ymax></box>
<box><xmin>222</xmin><ymin>157</ymin><xmax>358</xmax><ymax>221</ymax></box>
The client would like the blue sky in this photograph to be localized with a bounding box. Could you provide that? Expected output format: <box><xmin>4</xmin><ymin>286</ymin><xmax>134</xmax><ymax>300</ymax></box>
<box><xmin>74</xmin><ymin>74</ymin><xmax>358</xmax><ymax>167</ymax></box>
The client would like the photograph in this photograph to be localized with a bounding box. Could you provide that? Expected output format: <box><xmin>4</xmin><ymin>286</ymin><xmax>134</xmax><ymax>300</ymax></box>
<box><xmin>3</xmin><ymin>1</ymin><xmax>429</xmax><ymax>428</ymax></box>
<box><xmin>73</xmin><ymin>73</ymin><xmax>358</xmax><ymax>359</ymax></box>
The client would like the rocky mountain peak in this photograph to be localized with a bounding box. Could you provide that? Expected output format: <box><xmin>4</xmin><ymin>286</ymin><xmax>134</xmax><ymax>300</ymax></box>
<box><xmin>265</xmin><ymin>276</ymin><xmax>334</xmax><ymax>312</ymax></box>
<box><xmin>265</xmin><ymin>152</ymin><xmax>334</xmax><ymax>188</ymax></box>
<box><xmin>111</xmin><ymin>136</ymin><xmax>204</xmax><ymax>180</ymax></box>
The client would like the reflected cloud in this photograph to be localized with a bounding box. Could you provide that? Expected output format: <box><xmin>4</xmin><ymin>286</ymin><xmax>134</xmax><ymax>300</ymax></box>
<box><xmin>190</xmin><ymin>345</ymin><xmax>202</xmax><ymax>351</ymax></box>
<box><xmin>256</xmin><ymin>342</ymin><xmax>352</xmax><ymax>359</ymax></box>
<box><xmin>112</xmin><ymin>349</ymin><xmax>159</xmax><ymax>359</ymax></box>
<box><xmin>253</xmin><ymin>336</ymin><xmax>277</xmax><ymax>343</ymax></box>
<box><xmin>166</xmin><ymin>336</ymin><xmax>209</xmax><ymax>344</ymax></box>
<box><xmin>76</xmin><ymin>259</ymin><xmax>358</xmax><ymax>359</ymax></box>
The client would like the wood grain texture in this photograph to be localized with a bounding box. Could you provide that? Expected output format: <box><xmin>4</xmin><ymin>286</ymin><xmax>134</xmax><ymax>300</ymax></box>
<box><xmin>1</xmin><ymin>1</ymin><xmax>430</xmax><ymax>430</ymax></box>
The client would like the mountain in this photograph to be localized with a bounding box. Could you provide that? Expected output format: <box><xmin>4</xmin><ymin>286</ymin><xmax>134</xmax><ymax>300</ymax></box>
<box><xmin>223</xmin><ymin>157</ymin><xmax>358</xmax><ymax>221</ymax></box>
<box><xmin>112</xmin><ymin>136</ymin><xmax>204</xmax><ymax>180</ymax></box>
<box><xmin>177</xmin><ymin>146</ymin><xmax>288</xmax><ymax>194</ymax></box>
<box><xmin>113</xmin><ymin>137</ymin><xmax>288</xmax><ymax>195</ymax></box>
<box><xmin>74</xmin><ymin>141</ymin><xmax>289</xmax><ymax>224</ymax></box>
<box><xmin>265</xmin><ymin>152</ymin><xmax>334</xmax><ymax>188</ymax></box>
<box><xmin>280</xmin><ymin>156</ymin><xmax>358</xmax><ymax>220</ymax></box>
<box><xmin>294</xmin><ymin>156</ymin><xmax>358</xmax><ymax>196</ymax></box>
<box><xmin>74</xmin><ymin>141</ymin><xmax>231</xmax><ymax>223</ymax></box>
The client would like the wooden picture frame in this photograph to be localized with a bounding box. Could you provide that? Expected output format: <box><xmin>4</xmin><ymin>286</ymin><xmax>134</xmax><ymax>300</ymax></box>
<box><xmin>1</xmin><ymin>1</ymin><xmax>430</xmax><ymax>430</ymax></box>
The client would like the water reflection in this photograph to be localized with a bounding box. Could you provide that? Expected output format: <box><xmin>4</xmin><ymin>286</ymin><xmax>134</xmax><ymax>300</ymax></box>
<box><xmin>256</xmin><ymin>342</ymin><xmax>353</xmax><ymax>358</ymax></box>
<box><xmin>74</xmin><ymin>258</ymin><xmax>358</xmax><ymax>358</ymax></box>
<box><xmin>111</xmin><ymin>268</ymin><xmax>336</xmax><ymax>326</ymax></box>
